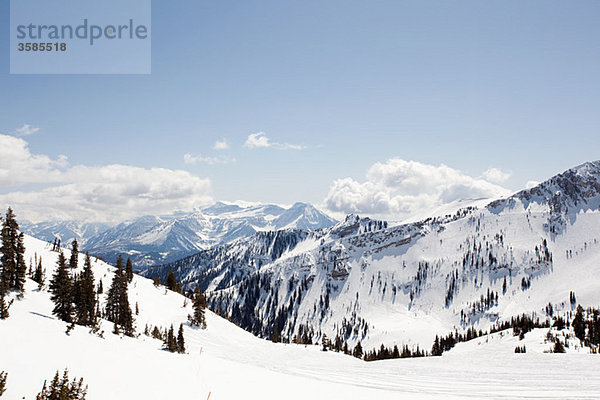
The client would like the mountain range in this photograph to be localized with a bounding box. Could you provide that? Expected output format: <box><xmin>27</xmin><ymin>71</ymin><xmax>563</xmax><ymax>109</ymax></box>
<box><xmin>21</xmin><ymin>202</ymin><xmax>337</xmax><ymax>268</ymax></box>
<box><xmin>142</xmin><ymin>160</ymin><xmax>600</xmax><ymax>349</ymax></box>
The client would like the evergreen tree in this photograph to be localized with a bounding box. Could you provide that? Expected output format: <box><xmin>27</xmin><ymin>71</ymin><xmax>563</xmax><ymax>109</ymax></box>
<box><xmin>49</xmin><ymin>252</ymin><xmax>73</xmax><ymax>323</ymax></box>
<box><xmin>177</xmin><ymin>323</ymin><xmax>186</xmax><ymax>353</ymax></box>
<box><xmin>105</xmin><ymin>256</ymin><xmax>134</xmax><ymax>336</ymax></box>
<box><xmin>0</xmin><ymin>208</ymin><xmax>27</xmax><ymax>294</ymax></box>
<box><xmin>33</xmin><ymin>257</ymin><xmax>45</xmax><ymax>288</ymax></box>
<box><xmin>353</xmin><ymin>341</ymin><xmax>363</xmax><ymax>359</ymax></box>
<box><xmin>36</xmin><ymin>369</ymin><xmax>87</xmax><ymax>400</ymax></box>
<box><xmin>321</xmin><ymin>334</ymin><xmax>329</xmax><ymax>351</ymax></box>
<box><xmin>164</xmin><ymin>324</ymin><xmax>177</xmax><ymax>352</ymax></box>
<box><xmin>165</xmin><ymin>270</ymin><xmax>179</xmax><ymax>292</ymax></box>
<box><xmin>125</xmin><ymin>258</ymin><xmax>134</xmax><ymax>283</ymax></box>
<box><xmin>69</xmin><ymin>239</ymin><xmax>79</xmax><ymax>269</ymax></box>
<box><xmin>0</xmin><ymin>371</ymin><xmax>6</xmax><ymax>397</ymax></box>
<box><xmin>74</xmin><ymin>254</ymin><xmax>96</xmax><ymax>326</ymax></box>
<box><xmin>431</xmin><ymin>335</ymin><xmax>443</xmax><ymax>356</ymax></box>
<box><xmin>553</xmin><ymin>339</ymin><xmax>566</xmax><ymax>353</ymax></box>
<box><xmin>188</xmin><ymin>287</ymin><xmax>207</xmax><ymax>329</ymax></box>
<box><xmin>0</xmin><ymin>293</ymin><xmax>11</xmax><ymax>319</ymax></box>
<box><xmin>573</xmin><ymin>305</ymin><xmax>586</xmax><ymax>342</ymax></box>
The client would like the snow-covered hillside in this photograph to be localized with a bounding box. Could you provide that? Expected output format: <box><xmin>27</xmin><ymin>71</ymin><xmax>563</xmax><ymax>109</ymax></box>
<box><xmin>21</xmin><ymin>202</ymin><xmax>337</xmax><ymax>268</ymax></box>
<box><xmin>2</xmin><ymin>234</ymin><xmax>599</xmax><ymax>399</ymax></box>
<box><xmin>144</xmin><ymin>161</ymin><xmax>600</xmax><ymax>351</ymax></box>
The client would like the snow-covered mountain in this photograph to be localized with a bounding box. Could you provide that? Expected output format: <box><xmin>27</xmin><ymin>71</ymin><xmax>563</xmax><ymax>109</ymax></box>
<box><xmin>21</xmin><ymin>202</ymin><xmax>337</xmax><ymax>268</ymax></box>
<box><xmin>19</xmin><ymin>220</ymin><xmax>111</xmax><ymax>247</ymax></box>
<box><xmin>3</xmin><ymin>234</ymin><xmax>599</xmax><ymax>399</ymax></box>
<box><xmin>144</xmin><ymin>161</ymin><xmax>600</xmax><ymax>349</ymax></box>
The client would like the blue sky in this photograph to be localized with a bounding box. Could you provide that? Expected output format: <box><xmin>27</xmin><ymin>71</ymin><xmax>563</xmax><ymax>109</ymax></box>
<box><xmin>1</xmin><ymin>1</ymin><xmax>599</xmax><ymax>222</ymax></box>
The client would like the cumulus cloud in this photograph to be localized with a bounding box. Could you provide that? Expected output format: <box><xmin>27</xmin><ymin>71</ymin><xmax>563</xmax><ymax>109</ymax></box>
<box><xmin>0</xmin><ymin>134</ymin><xmax>213</xmax><ymax>222</ymax></box>
<box><xmin>0</xmin><ymin>134</ymin><xmax>68</xmax><ymax>186</ymax></box>
<box><xmin>183</xmin><ymin>153</ymin><xmax>236</xmax><ymax>165</ymax></box>
<box><xmin>243</xmin><ymin>132</ymin><xmax>305</xmax><ymax>150</ymax></box>
<box><xmin>482</xmin><ymin>167</ymin><xmax>511</xmax><ymax>184</ymax></box>
<box><xmin>324</xmin><ymin>158</ymin><xmax>511</xmax><ymax>220</ymax></box>
<box><xmin>14</xmin><ymin>124</ymin><xmax>40</xmax><ymax>136</ymax></box>
<box><xmin>213</xmin><ymin>139</ymin><xmax>230</xmax><ymax>150</ymax></box>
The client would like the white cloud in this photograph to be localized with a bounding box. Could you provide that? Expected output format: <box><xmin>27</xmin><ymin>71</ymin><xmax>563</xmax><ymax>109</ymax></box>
<box><xmin>183</xmin><ymin>153</ymin><xmax>236</xmax><ymax>165</ymax></box>
<box><xmin>482</xmin><ymin>167</ymin><xmax>511</xmax><ymax>184</ymax></box>
<box><xmin>0</xmin><ymin>134</ymin><xmax>213</xmax><ymax>222</ymax></box>
<box><xmin>213</xmin><ymin>139</ymin><xmax>230</xmax><ymax>150</ymax></box>
<box><xmin>243</xmin><ymin>132</ymin><xmax>305</xmax><ymax>150</ymax></box>
<box><xmin>14</xmin><ymin>124</ymin><xmax>40</xmax><ymax>137</ymax></box>
<box><xmin>324</xmin><ymin>158</ymin><xmax>511</xmax><ymax>220</ymax></box>
<box><xmin>0</xmin><ymin>134</ymin><xmax>68</xmax><ymax>186</ymax></box>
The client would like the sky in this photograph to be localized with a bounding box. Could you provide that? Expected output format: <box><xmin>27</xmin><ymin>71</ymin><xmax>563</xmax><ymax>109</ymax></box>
<box><xmin>1</xmin><ymin>0</ymin><xmax>599</xmax><ymax>222</ymax></box>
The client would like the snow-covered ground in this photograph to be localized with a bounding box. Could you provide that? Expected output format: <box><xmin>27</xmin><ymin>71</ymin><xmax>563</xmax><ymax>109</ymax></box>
<box><xmin>1</xmin><ymin>235</ymin><xmax>599</xmax><ymax>399</ymax></box>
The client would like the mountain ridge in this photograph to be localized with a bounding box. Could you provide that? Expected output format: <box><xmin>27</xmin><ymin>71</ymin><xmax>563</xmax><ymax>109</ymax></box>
<box><xmin>143</xmin><ymin>160</ymin><xmax>600</xmax><ymax>349</ymax></box>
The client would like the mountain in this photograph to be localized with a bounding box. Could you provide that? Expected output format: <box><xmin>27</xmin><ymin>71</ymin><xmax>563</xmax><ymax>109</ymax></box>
<box><xmin>2</xmin><ymin>234</ymin><xmax>598</xmax><ymax>399</ymax></box>
<box><xmin>143</xmin><ymin>161</ymin><xmax>600</xmax><ymax>349</ymax></box>
<box><xmin>82</xmin><ymin>202</ymin><xmax>336</xmax><ymax>268</ymax></box>
<box><xmin>19</xmin><ymin>220</ymin><xmax>111</xmax><ymax>247</ymax></box>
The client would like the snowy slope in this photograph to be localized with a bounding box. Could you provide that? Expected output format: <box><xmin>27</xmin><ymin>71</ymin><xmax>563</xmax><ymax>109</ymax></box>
<box><xmin>143</xmin><ymin>161</ymin><xmax>600</xmax><ymax>351</ymax></box>
<box><xmin>2</xmin><ymin>234</ymin><xmax>600</xmax><ymax>400</ymax></box>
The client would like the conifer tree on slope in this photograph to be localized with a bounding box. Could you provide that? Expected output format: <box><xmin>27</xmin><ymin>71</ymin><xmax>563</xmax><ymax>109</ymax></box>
<box><xmin>125</xmin><ymin>258</ymin><xmax>134</xmax><ymax>283</ymax></box>
<box><xmin>177</xmin><ymin>323</ymin><xmax>186</xmax><ymax>353</ymax></box>
<box><xmin>0</xmin><ymin>371</ymin><xmax>7</xmax><ymax>397</ymax></box>
<box><xmin>188</xmin><ymin>287</ymin><xmax>207</xmax><ymax>329</ymax></box>
<box><xmin>0</xmin><ymin>208</ymin><xmax>27</xmax><ymax>294</ymax></box>
<box><xmin>74</xmin><ymin>254</ymin><xmax>96</xmax><ymax>326</ymax></box>
<box><xmin>33</xmin><ymin>257</ymin><xmax>44</xmax><ymax>288</ymax></box>
<box><xmin>36</xmin><ymin>369</ymin><xmax>87</xmax><ymax>400</ymax></box>
<box><xmin>0</xmin><ymin>293</ymin><xmax>11</xmax><ymax>319</ymax></box>
<box><xmin>106</xmin><ymin>256</ymin><xmax>134</xmax><ymax>336</ymax></box>
<box><xmin>164</xmin><ymin>324</ymin><xmax>177</xmax><ymax>352</ymax></box>
<box><xmin>69</xmin><ymin>239</ymin><xmax>79</xmax><ymax>269</ymax></box>
<box><xmin>49</xmin><ymin>252</ymin><xmax>73</xmax><ymax>323</ymax></box>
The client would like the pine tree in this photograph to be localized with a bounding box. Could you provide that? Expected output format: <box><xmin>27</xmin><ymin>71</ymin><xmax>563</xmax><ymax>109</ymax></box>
<box><xmin>74</xmin><ymin>254</ymin><xmax>96</xmax><ymax>326</ymax></box>
<box><xmin>177</xmin><ymin>323</ymin><xmax>185</xmax><ymax>353</ymax></box>
<box><xmin>0</xmin><ymin>208</ymin><xmax>26</xmax><ymax>294</ymax></box>
<box><xmin>49</xmin><ymin>252</ymin><xmax>73</xmax><ymax>323</ymax></box>
<box><xmin>188</xmin><ymin>287</ymin><xmax>207</xmax><ymax>329</ymax></box>
<box><xmin>36</xmin><ymin>369</ymin><xmax>87</xmax><ymax>400</ymax></box>
<box><xmin>105</xmin><ymin>256</ymin><xmax>134</xmax><ymax>336</ymax></box>
<box><xmin>353</xmin><ymin>341</ymin><xmax>363</xmax><ymax>359</ymax></box>
<box><xmin>321</xmin><ymin>334</ymin><xmax>329</xmax><ymax>351</ymax></box>
<box><xmin>69</xmin><ymin>239</ymin><xmax>79</xmax><ymax>269</ymax></box>
<box><xmin>431</xmin><ymin>335</ymin><xmax>443</xmax><ymax>356</ymax></box>
<box><xmin>573</xmin><ymin>305</ymin><xmax>586</xmax><ymax>342</ymax></box>
<box><xmin>15</xmin><ymin>233</ymin><xmax>27</xmax><ymax>293</ymax></box>
<box><xmin>164</xmin><ymin>324</ymin><xmax>177</xmax><ymax>352</ymax></box>
<box><xmin>0</xmin><ymin>371</ymin><xmax>6</xmax><ymax>397</ymax></box>
<box><xmin>33</xmin><ymin>257</ymin><xmax>44</xmax><ymax>288</ymax></box>
<box><xmin>553</xmin><ymin>339</ymin><xmax>566</xmax><ymax>353</ymax></box>
<box><xmin>0</xmin><ymin>293</ymin><xmax>11</xmax><ymax>319</ymax></box>
<box><xmin>125</xmin><ymin>258</ymin><xmax>134</xmax><ymax>283</ymax></box>
<box><xmin>166</xmin><ymin>270</ymin><xmax>178</xmax><ymax>292</ymax></box>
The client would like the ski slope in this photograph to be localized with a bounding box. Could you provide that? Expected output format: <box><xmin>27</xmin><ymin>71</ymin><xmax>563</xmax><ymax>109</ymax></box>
<box><xmin>1</xmin><ymin>235</ymin><xmax>599</xmax><ymax>399</ymax></box>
